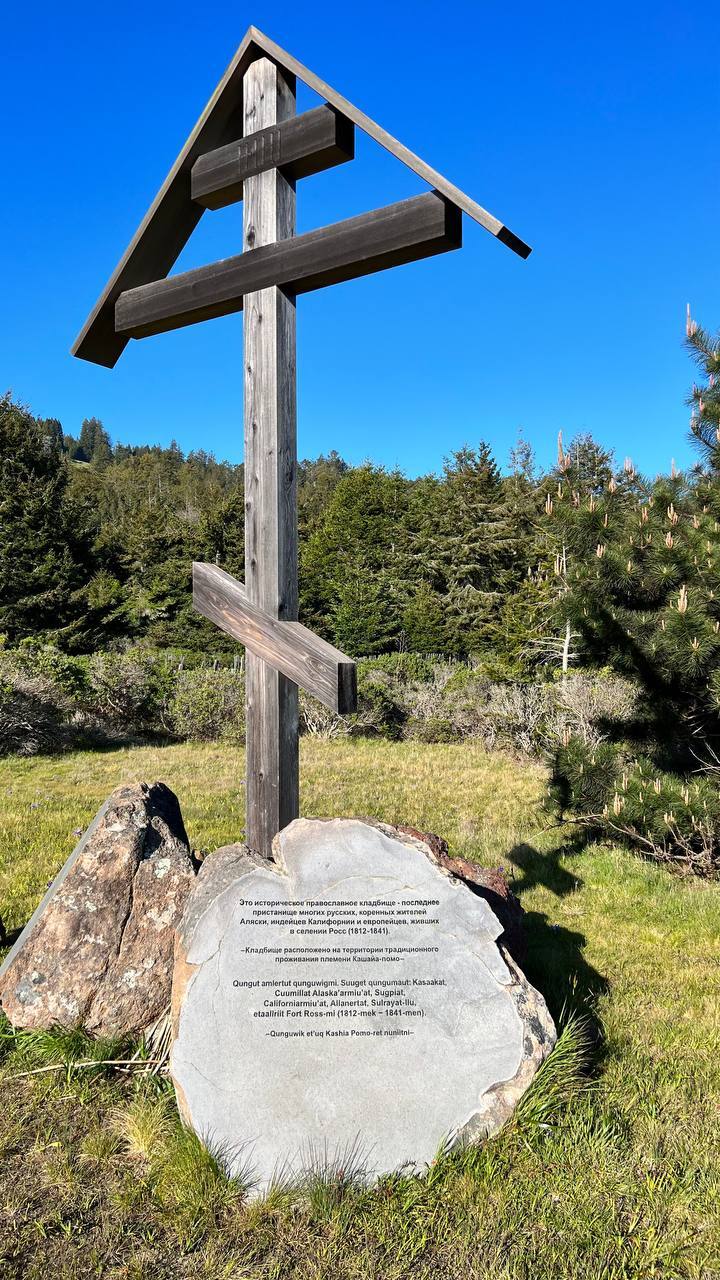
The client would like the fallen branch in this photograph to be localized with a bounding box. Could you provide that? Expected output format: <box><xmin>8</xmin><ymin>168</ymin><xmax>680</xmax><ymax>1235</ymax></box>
<box><xmin>568</xmin><ymin>812</ymin><xmax>718</xmax><ymax>876</ymax></box>
<box><xmin>4</xmin><ymin>1057</ymin><xmax>163</xmax><ymax>1082</ymax></box>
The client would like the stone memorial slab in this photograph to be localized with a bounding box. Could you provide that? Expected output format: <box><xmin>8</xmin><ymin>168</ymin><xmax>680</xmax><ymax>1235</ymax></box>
<box><xmin>171</xmin><ymin>819</ymin><xmax>555</xmax><ymax>1191</ymax></box>
<box><xmin>0</xmin><ymin>782</ymin><xmax>196</xmax><ymax>1037</ymax></box>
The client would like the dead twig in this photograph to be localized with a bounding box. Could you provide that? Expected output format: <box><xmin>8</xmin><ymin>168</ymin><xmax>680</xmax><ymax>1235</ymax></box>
<box><xmin>4</xmin><ymin>1057</ymin><xmax>163</xmax><ymax>1082</ymax></box>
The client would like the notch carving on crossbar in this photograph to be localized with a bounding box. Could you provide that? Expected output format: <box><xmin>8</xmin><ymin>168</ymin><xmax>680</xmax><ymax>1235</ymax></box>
<box><xmin>192</xmin><ymin>105</ymin><xmax>355</xmax><ymax>209</ymax></box>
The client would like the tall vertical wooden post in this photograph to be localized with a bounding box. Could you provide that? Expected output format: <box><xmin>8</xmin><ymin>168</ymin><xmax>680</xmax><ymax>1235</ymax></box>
<box><xmin>73</xmin><ymin>31</ymin><xmax>529</xmax><ymax>859</ymax></box>
<box><xmin>243</xmin><ymin>57</ymin><xmax>299</xmax><ymax>857</ymax></box>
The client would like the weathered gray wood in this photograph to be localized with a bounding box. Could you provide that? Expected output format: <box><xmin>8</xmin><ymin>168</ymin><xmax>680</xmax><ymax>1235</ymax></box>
<box><xmin>115</xmin><ymin>194</ymin><xmax>461</xmax><ymax>339</ymax></box>
<box><xmin>72</xmin><ymin>26</ymin><xmax>531</xmax><ymax>368</ymax></box>
<box><xmin>247</xmin><ymin>28</ymin><xmax>532</xmax><ymax>257</ymax></box>
<box><xmin>71</xmin><ymin>34</ymin><xmax>257</xmax><ymax>369</ymax></box>
<box><xmin>193</xmin><ymin>564</ymin><xmax>356</xmax><ymax>714</ymax></box>
<box><xmin>191</xmin><ymin>105</ymin><xmax>354</xmax><ymax>209</ymax></box>
<box><xmin>243</xmin><ymin>57</ymin><xmax>299</xmax><ymax>859</ymax></box>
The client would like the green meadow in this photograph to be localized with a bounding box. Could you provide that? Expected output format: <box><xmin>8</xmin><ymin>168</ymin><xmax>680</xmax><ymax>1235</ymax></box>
<box><xmin>0</xmin><ymin>741</ymin><xmax>718</xmax><ymax>1279</ymax></box>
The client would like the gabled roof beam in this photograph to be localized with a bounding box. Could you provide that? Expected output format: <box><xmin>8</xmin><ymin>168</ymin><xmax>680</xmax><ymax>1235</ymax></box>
<box><xmin>72</xmin><ymin>26</ymin><xmax>530</xmax><ymax>368</ymax></box>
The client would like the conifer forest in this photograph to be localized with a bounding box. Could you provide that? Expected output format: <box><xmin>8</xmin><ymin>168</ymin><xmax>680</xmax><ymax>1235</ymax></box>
<box><xmin>2</xmin><ymin>318</ymin><xmax>719</xmax><ymax>874</ymax></box>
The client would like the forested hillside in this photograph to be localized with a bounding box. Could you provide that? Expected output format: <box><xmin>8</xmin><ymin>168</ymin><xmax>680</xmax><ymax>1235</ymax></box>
<box><xmin>2</xmin><ymin>316</ymin><xmax>719</xmax><ymax>872</ymax></box>
<box><xmin>0</xmin><ymin>396</ymin><xmax>604</xmax><ymax>667</ymax></box>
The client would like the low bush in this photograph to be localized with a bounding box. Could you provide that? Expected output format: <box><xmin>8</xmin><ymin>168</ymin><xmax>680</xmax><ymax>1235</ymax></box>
<box><xmin>0</xmin><ymin>642</ymin><xmax>95</xmax><ymax>755</ymax></box>
<box><xmin>87</xmin><ymin>649</ymin><xmax>176</xmax><ymax>733</ymax></box>
<box><xmin>543</xmin><ymin>672</ymin><xmax>638</xmax><ymax>750</ymax></box>
<box><xmin>550</xmin><ymin>737</ymin><xmax>720</xmax><ymax>875</ymax></box>
<box><xmin>353</xmin><ymin>666</ymin><xmax>406</xmax><ymax>739</ymax></box>
<box><xmin>483</xmin><ymin>681</ymin><xmax>548</xmax><ymax>754</ymax></box>
<box><xmin>300</xmin><ymin>694</ymin><xmax>349</xmax><ymax>739</ymax></box>
<box><xmin>0</xmin><ymin>643</ymin><xmax>246</xmax><ymax>753</ymax></box>
<box><xmin>406</xmin><ymin>716</ymin><xmax>457</xmax><ymax>744</ymax></box>
<box><xmin>4</xmin><ymin>639</ymin><xmax>90</xmax><ymax>699</ymax></box>
<box><xmin>0</xmin><ymin>641</ymin><xmax>641</xmax><ymax>763</ymax></box>
<box><xmin>168</xmin><ymin>667</ymin><xmax>245</xmax><ymax>743</ymax></box>
<box><xmin>357</xmin><ymin>652</ymin><xmax>450</xmax><ymax>682</ymax></box>
<box><xmin>0</xmin><ymin>668</ymin><xmax>71</xmax><ymax>756</ymax></box>
<box><xmin>397</xmin><ymin>668</ymin><xmax>637</xmax><ymax>756</ymax></box>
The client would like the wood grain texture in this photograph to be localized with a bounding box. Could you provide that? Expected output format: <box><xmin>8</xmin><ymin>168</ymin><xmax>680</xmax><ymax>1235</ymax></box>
<box><xmin>72</xmin><ymin>28</ymin><xmax>259</xmax><ymax>368</ymax></box>
<box><xmin>246</xmin><ymin>28</ymin><xmax>531</xmax><ymax>255</ymax></box>
<box><xmin>115</xmin><ymin>193</ymin><xmax>461</xmax><ymax>339</ymax></box>
<box><xmin>72</xmin><ymin>25</ymin><xmax>530</xmax><ymax>368</ymax></box>
<box><xmin>243</xmin><ymin>57</ymin><xmax>299</xmax><ymax>858</ymax></box>
<box><xmin>191</xmin><ymin>105</ymin><xmax>354</xmax><ymax>209</ymax></box>
<box><xmin>193</xmin><ymin>564</ymin><xmax>356</xmax><ymax>714</ymax></box>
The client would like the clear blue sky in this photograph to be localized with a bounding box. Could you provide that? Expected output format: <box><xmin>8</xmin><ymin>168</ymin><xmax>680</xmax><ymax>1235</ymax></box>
<box><xmin>2</xmin><ymin>0</ymin><xmax>718</xmax><ymax>477</ymax></box>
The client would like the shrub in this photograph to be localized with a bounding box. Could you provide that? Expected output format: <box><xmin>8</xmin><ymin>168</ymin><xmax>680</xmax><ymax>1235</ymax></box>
<box><xmin>0</xmin><ymin>668</ymin><xmax>71</xmax><ymax>756</ymax></box>
<box><xmin>400</xmin><ymin>668</ymin><xmax>546</xmax><ymax>752</ymax></box>
<box><xmin>401</xmin><ymin>663</ymin><xmax>476</xmax><ymax>741</ymax></box>
<box><xmin>169</xmin><ymin>667</ymin><xmax>245</xmax><ymax>742</ymax></box>
<box><xmin>430</xmin><ymin>672</ymin><xmax>495</xmax><ymax>742</ymax></box>
<box><xmin>353</xmin><ymin>667</ymin><xmax>405</xmax><ymax>738</ymax></box>
<box><xmin>543</xmin><ymin>673</ymin><xmax>638</xmax><ymax>751</ymax></box>
<box><xmin>357</xmin><ymin>652</ymin><xmax>449</xmax><ymax>682</ymax></box>
<box><xmin>0</xmin><ymin>641</ymin><xmax>641</xmax><ymax>761</ymax></box>
<box><xmin>406</xmin><ymin>716</ymin><xmax>456</xmax><ymax>743</ymax></box>
<box><xmin>400</xmin><ymin>669</ymin><xmax>638</xmax><ymax>756</ymax></box>
<box><xmin>300</xmin><ymin>693</ymin><xmax>349</xmax><ymax>739</ymax></box>
<box><xmin>6</xmin><ymin>640</ymin><xmax>89</xmax><ymax>699</ymax></box>
<box><xmin>447</xmin><ymin>673</ymin><xmax>638</xmax><ymax>758</ymax></box>
<box><xmin>87</xmin><ymin>649</ymin><xmax>175</xmax><ymax>733</ymax></box>
<box><xmin>483</xmin><ymin>682</ymin><xmax>548</xmax><ymax>754</ymax></box>
<box><xmin>550</xmin><ymin>738</ymin><xmax>720</xmax><ymax>876</ymax></box>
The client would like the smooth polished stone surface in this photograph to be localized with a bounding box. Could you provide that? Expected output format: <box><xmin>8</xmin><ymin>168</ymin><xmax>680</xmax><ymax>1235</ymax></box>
<box><xmin>171</xmin><ymin>819</ymin><xmax>555</xmax><ymax>1192</ymax></box>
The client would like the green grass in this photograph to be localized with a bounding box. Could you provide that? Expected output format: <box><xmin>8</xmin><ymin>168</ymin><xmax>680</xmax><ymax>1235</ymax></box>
<box><xmin>0</xmin><ymin>740</ymin><xmax>719</xmax><ymax>1279</ymax></box>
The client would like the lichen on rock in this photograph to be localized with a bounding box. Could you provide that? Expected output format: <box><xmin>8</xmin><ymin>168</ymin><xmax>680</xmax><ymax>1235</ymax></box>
<box><xmin>0</xmin><ymin>782</ymin><xmax>197</xmax><ymax>1038</ymax></box>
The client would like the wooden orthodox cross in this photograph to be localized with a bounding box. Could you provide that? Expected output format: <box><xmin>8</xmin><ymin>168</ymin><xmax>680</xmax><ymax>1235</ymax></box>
<box><xmin>73</xmin><ymin>27</ymin><xmax>531</xmax><ymax>857</ymax></box>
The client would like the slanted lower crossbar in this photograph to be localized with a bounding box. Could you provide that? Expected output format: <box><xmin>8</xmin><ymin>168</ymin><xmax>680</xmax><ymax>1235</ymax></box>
<box><xmin>193</xmin><ymin>564</ymin><xmax>357</xmax><ymax>716</ymax></box>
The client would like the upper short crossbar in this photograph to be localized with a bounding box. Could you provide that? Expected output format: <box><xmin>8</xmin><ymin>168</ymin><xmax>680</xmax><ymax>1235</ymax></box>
<box><xmin>191</xmin><ymin>104</ymin><xmax>354</xmax><ymax>209</ymax></box>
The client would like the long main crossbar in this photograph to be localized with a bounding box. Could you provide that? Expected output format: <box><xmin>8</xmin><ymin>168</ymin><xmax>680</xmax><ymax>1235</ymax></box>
<box><xmin>115</xmin><ymin>194</ymin><xmax>461</xmax><ymax>339</ymax></box>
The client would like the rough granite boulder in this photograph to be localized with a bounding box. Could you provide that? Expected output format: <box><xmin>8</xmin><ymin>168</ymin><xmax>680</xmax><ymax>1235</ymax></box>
<box><xmin>0</xmin><ymin>782</ymin><xmax>196</xmax><ymax>1038</ymax></box>
<box><xmin>171</xmin><ymin>817</ymin><xmax>555</xmax><ymax>1193</ymax></box>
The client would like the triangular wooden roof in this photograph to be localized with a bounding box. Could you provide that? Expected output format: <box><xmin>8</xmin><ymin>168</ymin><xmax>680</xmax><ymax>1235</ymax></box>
<box><xmin>72</xmin><ymin>26</ymin><xmax>531</xmax><ymax>368</ymax></box>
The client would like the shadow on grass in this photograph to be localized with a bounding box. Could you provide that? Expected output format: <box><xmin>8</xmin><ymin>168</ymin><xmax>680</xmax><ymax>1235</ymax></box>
<box><xmin>507</xmin><ymin>840</ymin><xmax>581</xmax><ymax>898</ymax></box>
<box><xmin>506</xmin><ymin>841</ymin><xmax>609</xmax><ymax>1054</ymax></box>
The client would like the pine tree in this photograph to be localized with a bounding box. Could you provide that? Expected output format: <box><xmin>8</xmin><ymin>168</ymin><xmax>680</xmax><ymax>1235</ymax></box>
<box><xmin>40</xmin><ymin>418</ymin><xmax>64</xmax><ymax>453</ymax></box>
<box><xmin>401</xmin><ymin>581</ymin><xmax>447</xmax><ymax>654</ymax></box>
<box><xmin>300</xmin><ymin>465</ymin><xmax>409</xmax><ymax>649</ymax></box>
<box><xmin>0</xmin><ymin>395</ymin><xmax>91</xmax><ymax>641</ymax></box>
<box><xmin>546</xmin><ymin>365</ymin><xmax>720</xmax><ymax>868</ymax></box>
<box><xmin>330</xmin><ymin>564</ymin><xmax>398</xmax><ymax>656</ymax></box>
<box><xmin>508</xmin><ymin>428</ymin><xmax>535</xmax><ymax>483</ymax></box>
<box><xmin>426</xmin><ymin>444</ymin><xmax>517</xmax><ymax>657</ymax></box>
<box><xmin>298</xmin><ymin>451</ymin><xmax>348</xmax><ymax>535</ymax></box>
<box><xmin>686</xmin><ymin>308</ymin><xmax>720</xmax><ymax>469</ymax></box>
<box><xmin>76</xmin><ymin>417</ymin><xmax>113</xmax><ymax>466</ymax></box>
<box><xmin>78</xmin><ymin>417</ymin><xmax>98</xmax><ymax>461</ymax></box>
